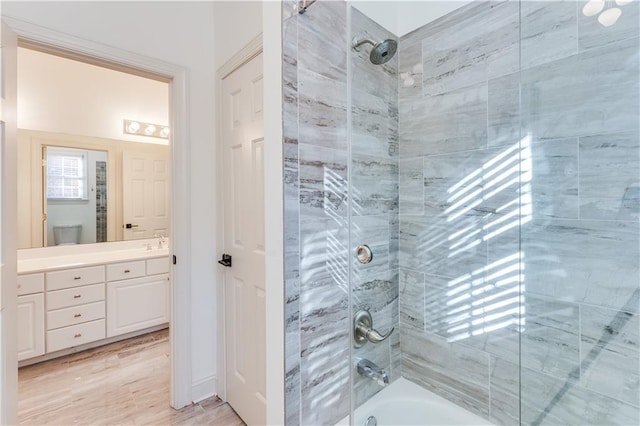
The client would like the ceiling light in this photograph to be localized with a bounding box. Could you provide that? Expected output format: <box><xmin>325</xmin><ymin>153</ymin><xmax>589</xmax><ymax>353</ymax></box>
<box><xmin>160</xmin><ymin>127</ymin><xmax>170</xmax><ymax>138</ymax></box>
<box><xmin>598</xmin><ymin>7</ymin><xmax>622</xmax><ymax>26</ymax></box>
<box><xmin>583</xmin><ymin>0</ymin><xmax>605</xmax><ymax>16</ymax></box>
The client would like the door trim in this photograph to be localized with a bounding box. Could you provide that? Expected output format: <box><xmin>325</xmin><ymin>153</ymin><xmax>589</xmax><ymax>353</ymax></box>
<box><xmin>215</xmin><ymin>33</ymin><xmax>263</xmax><ymax>404</ymax></box>
<box><xmin>2</xmin><ymin>16</ymin><xmax>193</xmax><ymax>409</ymax></box>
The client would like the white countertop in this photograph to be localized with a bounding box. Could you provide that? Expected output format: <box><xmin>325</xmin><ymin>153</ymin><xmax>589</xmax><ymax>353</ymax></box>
<box><xmin>17</xmin><ymin>239</ymin><xmax>170</xmax><ymax>274</ymax></box>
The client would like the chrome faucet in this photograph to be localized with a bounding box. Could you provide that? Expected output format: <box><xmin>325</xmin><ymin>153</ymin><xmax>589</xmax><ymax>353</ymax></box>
<box><xmin>154</xmin><ymin>233</ymin><xmax>167</xmax><ymax>249</ymax></box>
<box><xmin>357</xmin><ymin>359</ymin><xmax>389</xmax><ymax>387</ymax></box>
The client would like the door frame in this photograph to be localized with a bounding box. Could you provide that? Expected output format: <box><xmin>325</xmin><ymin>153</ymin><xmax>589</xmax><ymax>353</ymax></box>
<box><xmin>2</xmin><ymin>16</ymin><xmax>193</xmax><ymax>411</ymax></box>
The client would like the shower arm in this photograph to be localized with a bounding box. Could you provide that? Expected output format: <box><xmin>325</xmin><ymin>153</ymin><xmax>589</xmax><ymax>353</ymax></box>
<box><xmin>352</xmin><ymin>37</ymin><xmax>376</xmax><ymax>52</ymax></box>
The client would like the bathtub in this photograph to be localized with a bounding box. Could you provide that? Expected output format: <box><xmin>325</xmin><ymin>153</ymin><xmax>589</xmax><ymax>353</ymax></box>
<box><xmin>339</xmin><ymin>378</ymin><xmax>494</xmax><ymax>426</ymax></box>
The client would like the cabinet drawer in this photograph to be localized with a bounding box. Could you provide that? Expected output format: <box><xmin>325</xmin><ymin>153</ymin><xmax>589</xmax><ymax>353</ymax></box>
<box><xmin>46</xmin><ymin>266</ymin><xmax>105</xmax><ymax>291</ymax></box>
<box><xmin>106</xmin><ymin>261</ymin><xmax>145</xmax><ymax>282</ymax></box>
<box><xmin>146</xmin><ymin>257</ymin><xmax>170</xmax><ymax>276</ymax></box>
<box><xmin>18</xmin><ymin>273</ymin><xmax>44</xmax><ymax>296</ymax></box>
<box><xmin>47</xmin><ymin>283</ymin><xmax>105</xmax><ymax>311</ymax></box>
<box><xmin>47</xmin><ymin>301</ymin><xmax>105</xmax><ymax>331</ymax></box>
<box><xmin>46</xmin><ymin>319</ymin><xmax>105</xmax><ymax>353</ymax></box>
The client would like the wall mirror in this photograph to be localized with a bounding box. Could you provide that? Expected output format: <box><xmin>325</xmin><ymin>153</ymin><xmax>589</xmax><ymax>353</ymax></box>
<box><xmin>18</xmin><ymin>131</ymin><xmax>170</xmax><ymax>248</ymax></box>
<box><xmin>17</xmin><ymin>45</ymin><xmax>171</xmax><ymax>249</ymax></box>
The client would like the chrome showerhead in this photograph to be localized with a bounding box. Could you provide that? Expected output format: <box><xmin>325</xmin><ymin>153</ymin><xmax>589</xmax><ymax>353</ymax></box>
<box><xmin>352</xmin><ymin>37</ymin><xmax>398</xmax><ymax>65</ymax></box>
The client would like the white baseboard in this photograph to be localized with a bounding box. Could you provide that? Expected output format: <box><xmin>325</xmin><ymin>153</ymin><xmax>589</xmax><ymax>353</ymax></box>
<box><xmin>192</xmin><ymin>374</ymin><xmax>217</xmax><ymax>403</ymax></box>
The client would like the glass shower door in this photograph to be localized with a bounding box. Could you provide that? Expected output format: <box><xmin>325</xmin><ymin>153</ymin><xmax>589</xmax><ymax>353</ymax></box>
<box><xmin>519</xmin><ymin>1</ymin><xmax>640</xmax><ymax>424</ymax></box>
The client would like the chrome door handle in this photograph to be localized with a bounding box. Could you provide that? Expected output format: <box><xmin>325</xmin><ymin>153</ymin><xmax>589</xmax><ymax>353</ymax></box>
<box><xmin>353</xmin><ymin>309</ymin><xmax>394</xmax><ymax>348</ymax></box>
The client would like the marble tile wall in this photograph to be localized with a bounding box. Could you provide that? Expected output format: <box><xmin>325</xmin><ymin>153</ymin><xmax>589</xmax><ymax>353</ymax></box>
<box><xmin>283</xmin><ymin>1</ymin><xmax>351</xmax><ymax>425</ymax></box>
<box><xmin>284</xmin><ymin>1</ymin><xmax>401</xmax><ymax>422</ymax></box>
<box><xmin>398</xmin><ymin>1</ymin><xmax>640</xmax><ymax>425</ymax></box>
<box><xmin>349</xmin><ymin>7</ymin><xmax>400</xmax><ymax>409</ymax></box>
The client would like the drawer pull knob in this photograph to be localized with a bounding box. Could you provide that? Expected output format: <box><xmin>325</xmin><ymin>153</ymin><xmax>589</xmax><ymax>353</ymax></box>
<box><xmin>73</xmin><ymin>276</ymin><xmax>81</xmax><ymax>280</ymax></box>
<box><xmin>124</xmin><ymin>269</ymin><xmax>130</xmax><ymax>273</ymax></box>
<box><xmin>74</xmin><ymin>333</ymin><xmax>82</xmax><ymax>338</ymax></box>
<box><xmin>74</xmin><ymin>313</ymin><xmax>82</xmax><ymax>318</ymax></box>
<box><xmin>73</xmin><ymin>294</ymin><xmax>82</xmax><ymax>299</ymax></box>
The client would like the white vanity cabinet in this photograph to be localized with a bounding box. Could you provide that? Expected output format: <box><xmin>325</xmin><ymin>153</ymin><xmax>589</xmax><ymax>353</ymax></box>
<box><xmin>106</xmin><ymin>259</ymin><xmax>169</xmax><ymax>338</ymax></box>
<box><xmin>17</xmin><ymin>273</ymin><xmax>45</xmax><ymax>361</ymax></box>
<box><xmin>17</xmin><ymin>252</ymin><xmax>170</xmax><ymax>363</ymax></box>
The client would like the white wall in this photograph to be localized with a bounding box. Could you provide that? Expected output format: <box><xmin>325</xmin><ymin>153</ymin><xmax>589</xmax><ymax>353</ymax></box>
<box><xmin>3</xmin><ymin>0</ymin><xmax>218</xmax><ymax>402</ymax></box>
<box><xmin>213</xmin><ymin>1</ymin><xmax>263</xmax><ymax>69</ymax></box>
<box><xmin>18</xmin><ymin>48</ymin><xmax>169</xmax><ymax>145</ymax></box>
<box><xmin>352</xmin><ymin>0</ymin><xmax>471</xmax><ymax>36</ymax></box>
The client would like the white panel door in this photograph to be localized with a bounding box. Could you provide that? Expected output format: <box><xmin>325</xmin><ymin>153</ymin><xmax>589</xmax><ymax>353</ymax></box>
<box><xmin>122</xmin><ymin>151</ymin><xmax>169</xmax><ymax>239</ymax></box>
<box><xmin>17</xmin><ymin>294</ymin><xmax>44</xmax><ymax>361</ymax></box>
<box><xmin>222</xmin><ymin>52</ymin><xmax>266</xmax><ymax>426</ymax></box>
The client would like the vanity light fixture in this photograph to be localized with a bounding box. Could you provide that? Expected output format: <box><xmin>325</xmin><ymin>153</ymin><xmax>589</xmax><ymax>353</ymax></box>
<box><xmin>123</xmin><ymin>119</ymin><xmax>170</xmax><ymax>139</ymax></box>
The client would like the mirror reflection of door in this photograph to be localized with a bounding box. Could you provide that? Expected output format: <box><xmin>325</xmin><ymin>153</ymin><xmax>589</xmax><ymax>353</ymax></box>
<box><xmin>43</xmin><ymin>145</ymin><xmax>108</xmax><ymax>246</ymax></box>
<box><xmin>122</xmin><ymin>150</ymin><xmax>169</xmax><ymax>240</ymax></box>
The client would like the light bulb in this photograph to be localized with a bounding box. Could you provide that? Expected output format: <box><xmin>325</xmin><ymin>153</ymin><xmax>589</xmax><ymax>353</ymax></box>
<box><xmin>144</xmin><ymin>124</ymin><xmax>156</xmax><ymax>135</ymax></box>
<box><xmin>598</xmin><ymin>7</ymin><xmax>622</xmax><ymax>26</ymax></box>
<box><xmin>615</xmin><ymin>0</ymin><xmax>632</xmax><ymax>6</ymax></box>
<box><xmin>403</xmin><ymin>77</ymin><xmax>415</xmax><ymax>87</ymax></box>
<box><xmin>127</xmin><ymin>121</ymin><xmax>140</xmax><ymax>133</ymax></box>
<box><xmin>583</xmin><ymin>0</ymin><xmax>605</xmax><ymax>16</ymax></box>
<box><xmin>160</xmin><ymin>127</ymin><xmax>170</xmax><ymax>138</ymax></box>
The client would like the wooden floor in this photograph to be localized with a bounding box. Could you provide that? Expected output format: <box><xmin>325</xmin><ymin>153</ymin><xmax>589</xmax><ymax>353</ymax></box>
<box><xmin>18</xmin><ymin>329</ymin><xmax>245</xmax><ymax>425</ymax></box>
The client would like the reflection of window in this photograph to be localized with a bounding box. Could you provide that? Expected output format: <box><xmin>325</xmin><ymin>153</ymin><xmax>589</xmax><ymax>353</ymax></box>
<box><xmin>46</xmin><ymin>148</ymin><xmax>88</xmax><ymax>200</ymax></box>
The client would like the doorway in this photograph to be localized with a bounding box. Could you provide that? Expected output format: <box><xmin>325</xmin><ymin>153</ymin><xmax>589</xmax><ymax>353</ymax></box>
<box><xmin>15</xmin><ymin>44</ymin><xmax>174</xmax><ymax>422</ymax></box>
<box><xmin>0</xmin><ymin>17</ymin><xmax>193</xmax><ymax>423</ymax></box>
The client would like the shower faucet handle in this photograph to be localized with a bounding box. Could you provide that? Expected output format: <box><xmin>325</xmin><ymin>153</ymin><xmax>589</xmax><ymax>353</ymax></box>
<box><xmin>353</xmin><ymin>309</ymin><xmax>394</xmax><ymax>347</ymax></box>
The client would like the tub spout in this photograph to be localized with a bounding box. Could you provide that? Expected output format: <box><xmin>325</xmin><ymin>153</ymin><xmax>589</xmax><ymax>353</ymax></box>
<box><xmin>357</xmin><ymin>359</ymin><xmax>389</xmax><ymax>387</ymax></box>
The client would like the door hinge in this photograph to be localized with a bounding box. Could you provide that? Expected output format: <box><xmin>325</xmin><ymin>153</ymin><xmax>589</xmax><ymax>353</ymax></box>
<box><xmin>42</xmin><ymin>159</ymin><xmax>47</xmax><ymax>167</ymax></box>
<box><xmin>173</xmin><ymin>255</ymin><xmax>177</xmax><ymax>265</ymax></box>
<box><xmin>42</xmin><ymin>213</ymin><xmax>47</xmax><ymax>221</ymax></box>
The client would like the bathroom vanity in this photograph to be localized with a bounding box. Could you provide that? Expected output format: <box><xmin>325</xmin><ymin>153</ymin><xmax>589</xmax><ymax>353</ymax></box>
<box><xmin>17</xmin><ymin>239</ymin><xmax>170</xmax><ymax>365</ymax></box>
